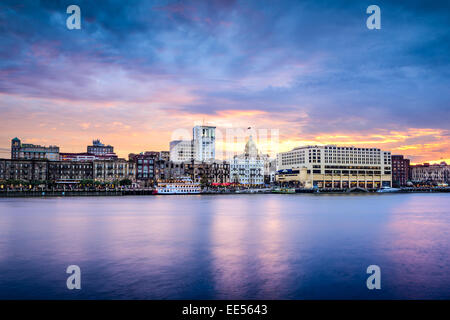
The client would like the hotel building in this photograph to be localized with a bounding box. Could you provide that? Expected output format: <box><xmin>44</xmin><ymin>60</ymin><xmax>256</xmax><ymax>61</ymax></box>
<box><xmin>276</xmin><ymin>145</ymin><xmax>392</xmax><ymax>189</ymax></box>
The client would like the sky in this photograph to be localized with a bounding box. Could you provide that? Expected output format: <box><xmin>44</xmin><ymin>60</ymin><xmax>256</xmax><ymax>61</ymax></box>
<box><xmin>0</xmin><ymin>0</ymin><xmax>449</xmax><ymax>163</ymax></box>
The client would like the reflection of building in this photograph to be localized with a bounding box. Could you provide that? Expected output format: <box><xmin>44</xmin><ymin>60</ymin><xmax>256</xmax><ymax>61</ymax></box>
<box><xmin>93</xmin><ymin>160</ymin><xmax>136</xmax><ymax>183</ymax></box>
<box><xmin>410</xmin><ymin>162</ymin><xmax>449</xmax><ymax>185</ymax></box>
<box><xmin>193</xmin><ymin>125</ymin><xmax>216</xmax><ymax>162</ymax></box>
<box><xmin>391</xmin><ymin>155</ymin><xmax>410</xmax><ymax>187</ymax></box>
<box><xmin>229</xmin><ymin>135</ymin><xmax>264</xmax><ymax>185</ymax></box>
<box><xmin>277</xmin><ymin>145</ymin><xmax>392</xmax><ymax>189</ymax></box>
<box><xmin>11</xmin><ymin>137</ymin><xmax>59</xmax><ymax>161</ymax></box>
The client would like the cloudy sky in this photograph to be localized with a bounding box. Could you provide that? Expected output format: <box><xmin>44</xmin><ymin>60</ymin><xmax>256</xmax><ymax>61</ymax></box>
<box><xmin>0</xmin><ymin>0</ymin><xmax>449</xmax><ymax>163</ymax></box>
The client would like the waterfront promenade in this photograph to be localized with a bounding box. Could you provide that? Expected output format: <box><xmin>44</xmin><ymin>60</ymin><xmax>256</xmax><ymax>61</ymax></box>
<box><xmin>1</xmin><ymin>187</ymin><xmax>449</xmax><ymax>197</ymax></box>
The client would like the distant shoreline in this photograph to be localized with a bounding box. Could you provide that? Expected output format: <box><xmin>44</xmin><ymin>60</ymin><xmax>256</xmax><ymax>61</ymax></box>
<box><xmin>1</xmin><ymin>188</ymin><xmax>449</xmax><ymax>198</ymax></box>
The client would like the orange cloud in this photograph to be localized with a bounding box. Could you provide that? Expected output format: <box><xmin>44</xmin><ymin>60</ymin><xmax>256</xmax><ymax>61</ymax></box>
<box><xmin>1</xmin><ymin>91</ymin><xmax>449</xmax><ymax>164</ymax></box>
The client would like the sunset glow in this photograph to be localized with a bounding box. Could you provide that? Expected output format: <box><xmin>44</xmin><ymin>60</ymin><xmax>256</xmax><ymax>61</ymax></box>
<box><xmin>0</xmin><ymin>1</ymin><xmax>448</xmax><ymax>164</ymax></box>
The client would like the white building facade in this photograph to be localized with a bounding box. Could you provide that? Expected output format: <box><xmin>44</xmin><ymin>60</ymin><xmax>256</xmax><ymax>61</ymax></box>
<box><xmin>170</xmin><ymin>125</ymin><xmax>216</xmax><ymax>163</ymax></box>
<box><xmin>277</xmin><ymin>145</ymin><xmax>392</xmax><ymax>189</ymax></box>
<box><xmin>193</xmin><ymin>125</ymin><xmax>216</xmax><ymax>162</ymax></box>
<box><xmin>169</xmin><ymin>140</ymin><xmax>194</xmax><ymax>163</ymax></box>
<box><xmin>229</xmin><ymin>135</ymin><xmax>265</xmax><ymax>185</ymax></box>
<box><xmin>410</xmin><ymin>162</ymin><xmax>450</xmax><ymax>185</ymax></box>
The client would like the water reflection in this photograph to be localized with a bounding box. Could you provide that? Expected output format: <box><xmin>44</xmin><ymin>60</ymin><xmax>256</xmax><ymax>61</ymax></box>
<box><xmin>382</xmin><ymin>194</ymin><xmax>450</xmax><ymax>299</ymax></box>
<box><xmin>0</xmin><ymin>194</ymin><xmax>449</xmax><ymax>299</ymax></box>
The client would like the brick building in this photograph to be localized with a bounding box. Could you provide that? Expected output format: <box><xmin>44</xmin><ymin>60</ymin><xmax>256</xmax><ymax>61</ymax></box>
<box><xmin>391</xmin><ymin>155</ymin><xmax>410</xmax><ymax>187</ymax></box>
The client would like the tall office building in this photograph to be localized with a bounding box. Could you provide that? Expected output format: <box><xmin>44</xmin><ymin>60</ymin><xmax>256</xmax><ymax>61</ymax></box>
<box><xmin>193</xmin><ymin>125</ymin><xmax>216</xmax><ymax>162</ymax></box>
<box><xmin>170</xmin><ymin>125</ymin><xmax>216</xmax><ymax>163</ymax></box>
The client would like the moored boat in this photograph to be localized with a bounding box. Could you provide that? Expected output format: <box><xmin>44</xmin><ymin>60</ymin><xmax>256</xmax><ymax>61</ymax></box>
<box><xmin>155</xmin><ymin>177</ymin><xmax>201</xmax><ymax>194</ymax></box>
<box><xmin>272</xmin><ymin>188</ymin><xmax>296</xmax><ymax>194</ymax></box>
<box><xmin>376</xmin><ymin>186</ymin><xmax>401</xmax><ymax>193</ymax></box>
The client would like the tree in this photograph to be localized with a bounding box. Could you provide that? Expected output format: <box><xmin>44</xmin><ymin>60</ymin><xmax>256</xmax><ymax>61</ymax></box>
<box><xmin>200</xmin><ymin>174</ymin><xmax>210</xmax><ymax>188</ymax></box>
<box><xmin>120</xmin><ymin>179</ymin><xmax>132</xmax><ymax>186</ymax></box>
<box><xmin>80</xmin><ymin>179</ymin><xmax>94</xmax><ymax>186</ymax></box>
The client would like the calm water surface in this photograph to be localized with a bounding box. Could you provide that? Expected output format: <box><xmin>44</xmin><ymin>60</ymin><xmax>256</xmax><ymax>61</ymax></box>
<box><xmin>0</xmin><ymin>194</ymin><xmax>449</xmax><ymax>299</ymax></box>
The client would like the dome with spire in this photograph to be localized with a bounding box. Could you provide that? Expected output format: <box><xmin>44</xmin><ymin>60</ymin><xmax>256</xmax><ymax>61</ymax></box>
<box><xmin>244</xmin><ymin>135</ymin><xmax>258</xmax><ymax>159</ymax></box>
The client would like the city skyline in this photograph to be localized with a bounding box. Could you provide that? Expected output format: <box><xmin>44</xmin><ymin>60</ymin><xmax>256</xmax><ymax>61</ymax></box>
<box><xmin>1</xmin><ymin>0</ymin><xmax>449</xmax><ymax>164</ymax></box>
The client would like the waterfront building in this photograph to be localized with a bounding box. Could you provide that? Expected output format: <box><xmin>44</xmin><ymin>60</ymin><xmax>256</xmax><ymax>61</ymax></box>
<box><xmin>0</xmin><ymin>159</ymin><xmax>49</xmax><ymax>183</ymax></box>
<box><xmin>184</xmin><ymin>160</ymin><xmax>230</xmax><ymax>184</ymax></box>
<box><xmin>158</xmin><ymin>160</ymin><xmax>177</xmax><ymax>181</ymax></box>
<box><xmin>170</xmin><ymin>140</ymin><xmax>194</xmax><ymax>163</ymax></box>
<box><xmin>193</xmin><ymin>125</ymin><xmax>216</xmax><ymax>162</ymax></box>
<box><xmin>129</xmin><ymin>152</ymin><xmax>157</xmax><ymax>185</ymax></box>
<box><xmin>155</xmin><ymin>160</ymin><xmax>229</xmax><ymax>185</ymax></box>
<box><xmin>410</xmin><ymin>162</ymin><xmax>450</xmax><ymax>185</ymax></box>
<box><xmin>11</xmin><ymin>137</ymin><xmax>59</xmax><ymax>161</ymax></box>
<box><xmin>154</xmin><ymin>159</ymin><xmax>168</xmax><ymax>181</ymax></box>
<box><xmin>93</xmin><ymin>159</ymin><xmax>136</xmax><ymax>183</ymax></box>
<box><xmin>60</xmin><ymin>152</ymin><xmax>118</xmax><ymax>161</ymax></box>
<box><xmin>60</xmin><ymin>152</ymin><xmax>97</xmax><ymax>161</ymax></box>
<box><xmin>264</xmin><ymin>158</ymin><xmax>277</xmax><ymax>184</ymax></box>
<box><xmin>391</xmin><ymin>155</ymin><xmax>411</xmax><ymax>187</ymax></box>
<box><xmin>160</xmin><ymin>160</ymin><xmax>188</xmax><ymax>181</ymax></box>
<box><xmin>87</xmin><ymin>139</ymin><xmax>117</xmax><ymax>159</ymax></box>
<box><xmin>47</xmin><ymin>161</ymin><xmax>94</xmax><ymax>184</ymax></box>
<box><xmin>229</xmin><ymin>135</ymin><xmax>265</xmax><ymax>185</ymax></box>
<box><xmin>276</xmin><ymin>145</ymin><xmax>392</xmax><ymax>189</ymax></box>
<box><xmin>159</xmin><ymin>151</ymin><xmax>170</xmax><ymax>161</ymax></box>
<box><xmin>0</xmin><ymin>159</ymin><xmax>93</xmax><ymax>185</ymax></box>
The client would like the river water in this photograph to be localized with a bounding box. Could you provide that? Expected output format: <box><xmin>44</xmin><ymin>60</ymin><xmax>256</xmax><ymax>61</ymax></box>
<box><xmin>0</xmin><ymin>193</ymin><xmax>449</xmax><ymax>299</ymax></box>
